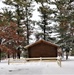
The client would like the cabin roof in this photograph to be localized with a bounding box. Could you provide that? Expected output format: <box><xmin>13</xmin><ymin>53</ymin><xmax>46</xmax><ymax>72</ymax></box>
<box><xmin>24</xmin><ymin>39</ymin><xmax>59</xmax><ymax>49</ymax></box>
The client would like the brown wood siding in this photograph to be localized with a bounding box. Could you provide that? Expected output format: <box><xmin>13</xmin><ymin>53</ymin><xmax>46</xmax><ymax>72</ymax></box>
<box><xmin>28</xmin><ymin>42</ymin><xmax>57</xmax><ymax>58</ymax></box>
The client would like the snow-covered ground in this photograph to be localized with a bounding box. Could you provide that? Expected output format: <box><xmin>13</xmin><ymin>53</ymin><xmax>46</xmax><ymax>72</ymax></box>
<box><xmin>0</xmin><ymin>56</ymin><xmax>74</xmax><ymax>75</ymax></box>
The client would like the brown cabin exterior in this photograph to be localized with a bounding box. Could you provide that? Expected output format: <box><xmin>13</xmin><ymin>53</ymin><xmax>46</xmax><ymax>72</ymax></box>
<box><xmin>25</xmin><ymin>40</ymin><xmax>59</xmax><ymax>58</ymax></box>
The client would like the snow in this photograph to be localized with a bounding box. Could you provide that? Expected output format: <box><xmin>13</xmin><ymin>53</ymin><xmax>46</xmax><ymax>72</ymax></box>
<box><xmin>0</xmin><ymin>56</ymin><xmax>74</xmax><ymax>75</ymax></box>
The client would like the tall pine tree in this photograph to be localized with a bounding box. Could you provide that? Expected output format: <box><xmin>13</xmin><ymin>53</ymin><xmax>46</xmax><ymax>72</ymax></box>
<box><xmin>53</xmin><ymin>0</ymin><xmax>74</xmax><ymax>56</ymax></box>
<box><xmin>3</xmin><ymin>0</ymin><xmax>34</xmax><ymax>45</ymax></box>
<box><xmin>35</xmin><ymin>0</ymin><xmax>54</xmax><ymax>41</ymax></box>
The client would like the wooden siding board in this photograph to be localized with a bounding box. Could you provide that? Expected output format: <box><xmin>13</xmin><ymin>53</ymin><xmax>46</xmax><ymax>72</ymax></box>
<box><xmin>28</xmin><ymin>42</ymin><xmax>57</xmax><ymax>58</ymax></box>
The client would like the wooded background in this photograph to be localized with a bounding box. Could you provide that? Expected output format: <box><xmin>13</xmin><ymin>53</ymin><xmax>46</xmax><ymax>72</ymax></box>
<box><xmin>0</xmin><ymin>0</ymin><xmax>74</xmax><ymax>59</ymax></box>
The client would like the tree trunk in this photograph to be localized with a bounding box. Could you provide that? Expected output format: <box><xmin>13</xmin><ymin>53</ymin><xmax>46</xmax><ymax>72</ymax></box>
<box><xmin>13</xmin><ymin>53</ymin><xmax>16</xmax><ymax>59</ymax></box>
<box><xmin>43</xmin><ymin>15</ymin><xmax>47</xmax><ymax>40</ymax></box>
<box><xmin>26</xmin><ymin>6</ymin><xmax>29</xmax><ymax>45</ymax></box>
<box><xmin>0</xmin><ymin>38</ymin><xmax>2</xmax><ymax>62</ymax></box>
<box><xmin>71</xmin><ymin>48</ymin><xmax>74</xmax><ymax>56</ymax></box>
<box><xmin>66</xmin><ymin>52</ymin><xmax>69</xmax><ymax>60</ymax></box>
<box><xmin>17</xmin><ymin>47</ymin><xmax>21</xmax><ymax>59</ymax></box>
<box><xmin>8</xmin><ymin>53</ymin><xmax>10</xmax><ymax>58</ymax></box>
<box><xmin>0</xmin><ymin>49</ymin><xmax>1</xmax><ymax>62</ymax></box>
<box><xmin>17</xmin><ymin>51</ymin><xmax>20</xmax><ymax>59</ymax></box>
<box><xmin>44</xmin><ymin>21</ymin><xmax>46</xmax><ymax>40</ymax></box>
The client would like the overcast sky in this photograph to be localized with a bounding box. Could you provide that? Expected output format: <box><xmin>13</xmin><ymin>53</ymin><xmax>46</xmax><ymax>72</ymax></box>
<box><xmin>0</xmin><ymin>0</ymin><xmax>6</xmax><ymax>8</ymax></box>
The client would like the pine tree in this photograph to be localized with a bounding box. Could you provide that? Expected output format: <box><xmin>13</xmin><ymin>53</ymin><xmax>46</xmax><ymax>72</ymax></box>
<box><xmin>35</xmin><ymin>0</ymin><xmax>54</xmax><ymax>41</ymax></box>
<box><xmin>24</xmin><ymin>0</ymin><xmax>34</xmax><ymax>45</ymax></box>
<box><xmin>68</xmin><ymin>0</ymin><xmax>74</xmax><ymax>55</ymax></box>
<box><xmin>2</xmin><ymin>0</ymin><xmax>34</xmax><ymax>58</ymax></box>
<box><xmin>53</xmin><ymin>0</ymin><xmax>74</xmax><ymax>57</ymax></box>
<box><xmin>3</xmin><ymin>0</ymin><xmax>34</xmax><ymax>45</ymax></box>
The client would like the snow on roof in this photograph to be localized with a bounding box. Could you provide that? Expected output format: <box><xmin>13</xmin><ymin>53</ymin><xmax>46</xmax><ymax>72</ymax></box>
<box><xmin>24</xmin><ymin>39</ymin><xmax>59</xmax><ymax>49</ymax></box>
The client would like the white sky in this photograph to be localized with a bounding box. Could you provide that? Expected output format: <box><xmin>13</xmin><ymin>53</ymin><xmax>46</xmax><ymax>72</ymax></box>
<box><xmin>0</xmin><ymin>0</ymin><xmax>6</xmax><ymax>8</ymax></box>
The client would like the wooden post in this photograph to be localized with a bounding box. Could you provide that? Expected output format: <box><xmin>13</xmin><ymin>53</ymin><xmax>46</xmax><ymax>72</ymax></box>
<box><xmin>57</xmin><ymin>56</ymin><xmax>62</xmax><ymax>67</ymax></box>
<box><xmin>40</xmin><ymin>57</ymin><xmax>42</xmax><ymax>61</ymax></box>
<box><xmin>0</xmin><ymin>49</ymin><xmax>1</xmax><ymax>62</ymax></box>
<box><xmin>24</xmin><ymin>58</ymin><xmax>27</xmax><ymax>63</ymax></box>
<box><xmin>59</xmin><ymin>57</ymin><xmax>61</xmax><ymax>67</ymax></box>
<box><xmin>8</xmin><ymin>58</ymin><xmax>10</xmax><ymax>65</ymax></box>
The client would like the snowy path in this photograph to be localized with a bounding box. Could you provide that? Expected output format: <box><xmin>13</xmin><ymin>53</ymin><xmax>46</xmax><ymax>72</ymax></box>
<box><xmin>0</xmin><ymin>56</ymin><xmax>74</xmax><ymax>75</ymax></box>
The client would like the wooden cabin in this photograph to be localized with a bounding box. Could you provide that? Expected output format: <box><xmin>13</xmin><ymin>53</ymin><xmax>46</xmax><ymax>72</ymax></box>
<box><xmin>25</xmin><ymin>39</ymin><xmax>60</xmax><ymax>58</ymax></box>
